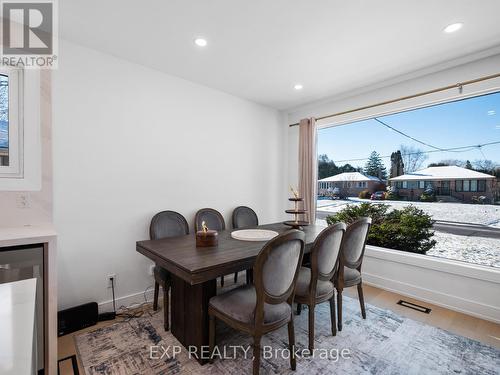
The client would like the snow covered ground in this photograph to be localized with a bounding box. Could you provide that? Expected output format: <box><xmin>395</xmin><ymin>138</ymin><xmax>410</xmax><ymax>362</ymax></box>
<box><xmin>429</xmin><ymin>232</ymin><xmax>499</xmax><ymax>268</ymax></box>
<box><xmin>317</xmin><ymin>198</ymin><xmax>500</xmax><ymax>268</ymax></box>
<box><xmin>317</xmin><ymin>198</ymin><xmax>500</xmax><ymax>227</ymax></box>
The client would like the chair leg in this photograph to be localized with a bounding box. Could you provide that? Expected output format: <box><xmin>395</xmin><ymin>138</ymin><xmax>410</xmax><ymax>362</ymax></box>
<box><xmin>234</xmin><ymin>272</ymin><xmax>238</xmax><ymax>284</ymax></box>
<box><xmin>329</xmin><ymin>296</ymin><xmax>337</xmax><ymax>336</ymax></box>
<box><xmin>308</xmin><ymin>305</ymin><xmax>315</xmax><ymax>352</ymax></box>
<box><xmin>252</xmin><ymin>335</ymin><xmax>262</xmax><ymax>375</ymax></box>
<box><xmin>209</xmin><ymin>314</ymin><xmax>215</xmax><ymax>364</ymax></box>
<box><xmin>153</xmin><ymin>282</ymin><xmax>159</xmax><ymax>311</ymax></box>
<box><xmin>220</xmin><ymin>276</ymin><xmax>224</xmax><ymax>287</ymax></box>
<box><xmin>288</xmin><ymin>318</ymin><xmax>297</xmax><ymax>371</ymax></box>
<box><xmin>337</xmin><ymin>289</ymin><xmax>343</xmax><ymax>331</ymax></box>
<box><xmin>357</xmin><ymin>283</ymin><xmax>367</xmax><ymax>319</ymax></box>
<box><xmin>296</xmin><ymin>303</ymin><xmax>302</xmax><ymax>315</ymax></box>
<box><xmin>163</xmin><ymin>285</ymin><xmax>169</xmax><ymax>331</ymax></box>
<box><xmin>246</xmin><ymin>269</ymin><xmax>254</xmax><ymax>284</ymax></box>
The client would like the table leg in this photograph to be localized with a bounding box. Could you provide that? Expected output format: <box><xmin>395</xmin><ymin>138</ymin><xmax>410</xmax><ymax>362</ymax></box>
<box><xmin>170</xmin><ymin>275</ymin><xmax>216</xmax><ymax>365</ymax></box>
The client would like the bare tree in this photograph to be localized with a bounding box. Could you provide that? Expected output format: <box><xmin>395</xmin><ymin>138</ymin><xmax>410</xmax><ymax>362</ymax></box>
<box><xmin>399</xmin><ymin>145</ymin><xmax>428</xmax><ymax>173</ymax></box>
<box><xmin>473</xmin><ymin>159</ymin><xmax>497</xmax><ymax>173</ymax></box>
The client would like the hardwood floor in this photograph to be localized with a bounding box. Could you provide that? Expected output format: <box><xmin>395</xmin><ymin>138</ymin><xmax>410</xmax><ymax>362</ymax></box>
<box><xmin>57</xmin><ymin>283</ymin><xmax>500</xmax><ymax>375</ymax></box>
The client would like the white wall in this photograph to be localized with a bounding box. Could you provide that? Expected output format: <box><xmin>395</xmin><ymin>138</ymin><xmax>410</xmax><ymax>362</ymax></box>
<box><xmin>53</xmin><ymin>41</ymin><xmax>287</xmax><ymax>310</ymax></box>
<box><xmin>364</xmin><ymin>247</ymin><xmax>500</xmax><ymax>323</ymax></box>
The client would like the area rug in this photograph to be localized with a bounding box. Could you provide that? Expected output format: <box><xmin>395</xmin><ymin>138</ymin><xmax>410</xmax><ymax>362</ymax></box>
<box><xmin>75</xmin><ymin>296</ymin><xmax>500</xmax><ymax>375</ymax></box>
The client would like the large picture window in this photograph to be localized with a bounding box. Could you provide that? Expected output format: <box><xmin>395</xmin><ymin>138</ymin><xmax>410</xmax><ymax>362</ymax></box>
<box><xmin>316</xmin><ymin>90</ymin><xmax>500</xmax><ymax>269</ymax></box>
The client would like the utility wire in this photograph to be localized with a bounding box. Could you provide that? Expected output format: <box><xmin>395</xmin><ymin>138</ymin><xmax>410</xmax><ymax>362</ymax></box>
<box><xmin>331</xmin><ymin>140</ymin><xmax>500</xmax><ymax>163</ymax></box>
<box><xmin>373</xmin><ymin>117</ymin><xmax>448</xmax><ymax>151</ymax></box>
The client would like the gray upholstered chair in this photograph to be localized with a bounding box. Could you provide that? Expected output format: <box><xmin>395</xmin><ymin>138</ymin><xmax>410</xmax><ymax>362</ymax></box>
<box><xmin>232</xmin><ymin>206</ymin><xmax>259</xmax><ymax>284</ymax></box>
<box><xmin>208</xmin><ymin>230</ymin><xmax>305</xmax><ymax>375</ymax></box>
<box><xmin>233</xmin><ymin>206</ymin><xmax>258</xmax><ymax>229</ymax></box>
<box><xmin>294</xmin><ymin>222</ymin><xmax>346</xmax><ymax>351</ymax></box>
<box><xmin>150</xmin><ymin>210</ymin><xmax>189</xmax><ymax>331</ymax></box>
<box><xmin>334</xmin><ymin>217</ymin><xmax>372</xmax><ymax>331</ymax></box>
<box><xmin>195</xmin><ymin>208</ymin><xmax>227</xmax><ymax>286</ymax></box>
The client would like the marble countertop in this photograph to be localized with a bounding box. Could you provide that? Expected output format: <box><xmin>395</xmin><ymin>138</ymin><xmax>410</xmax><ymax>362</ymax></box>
<box><xmin>0</xmin><ymin>278</ymin><xmax>37</xmax><ymax>375</ymax></box>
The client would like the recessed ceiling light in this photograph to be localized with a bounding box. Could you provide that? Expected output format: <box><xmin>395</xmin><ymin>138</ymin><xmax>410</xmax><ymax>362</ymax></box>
<box><xmin>194</xmin><ymin>38</ymin><xmax>208</xmax><ymax>47</ymax></box>
<box><xmin>443</xmin><ymin>23</ymin><xmax>463</xmax><ymax>33</ymax></box>
<box><xmin>294</xmin><ymin>84</ymin><xmax>303</xmax><ymax>90</ymax></box>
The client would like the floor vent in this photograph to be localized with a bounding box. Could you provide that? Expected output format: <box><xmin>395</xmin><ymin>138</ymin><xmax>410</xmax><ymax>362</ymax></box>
<box><xmin>397</xmin><ymin>300</ymin><xmax>431</xmax><ymax>314</ymax></box>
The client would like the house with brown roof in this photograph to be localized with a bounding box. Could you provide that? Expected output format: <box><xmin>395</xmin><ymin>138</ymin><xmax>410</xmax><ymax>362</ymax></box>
<box><xmin>389</xmin><ymin>166</ymin><xmax>496</xmax><ymax>203</ymax></box>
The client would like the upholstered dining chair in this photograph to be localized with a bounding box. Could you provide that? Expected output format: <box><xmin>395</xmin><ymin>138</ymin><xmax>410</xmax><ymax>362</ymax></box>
<box><xmin>194</xmin><ymin>208</ymin><xmax>227</xmax><ymax>286</ymax></box>
<box><xmin>334</xmin><ymin>217</ymin><xmax>372</xmax><ymax>331</ymax></box>
<box><xmin>150</xmin><ymin>210</ymin><xmax>190</xmax><ymax>331</ymax></box>
<box><xmin>208</xmin><ymin>230</ymin><xmax>305</xmax><ymax>375</ymax></box>
<box><xmin>232</xmin><ymin>206</ymin><xmax>259</xmax><ymax>284</ymax></box>
<box><xmin>294</xmin><ymin>222</ymin><xmax>346</xmax><ymax>351</ymax></box>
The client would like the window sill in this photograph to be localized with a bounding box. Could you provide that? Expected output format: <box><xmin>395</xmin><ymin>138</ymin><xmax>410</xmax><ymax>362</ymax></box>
<box><xmin>365</xmin><ymin>245</ymin><xmax>500</xmax><ymax>283</ymax></box>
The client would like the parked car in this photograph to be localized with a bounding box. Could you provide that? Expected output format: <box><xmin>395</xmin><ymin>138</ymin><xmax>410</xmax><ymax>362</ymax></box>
<box><xmin>371</xmin><ymin>191</ymin><xmax>385</xmax><ymax>200</ymax></box>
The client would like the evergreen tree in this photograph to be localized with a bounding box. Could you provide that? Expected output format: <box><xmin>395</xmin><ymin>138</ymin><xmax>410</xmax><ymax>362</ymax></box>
<box><xmin>364</xmin><ymin>151</ymin><xmax>388</xmax><ymax>180</ymax></box>
<box><xmin>465</xmin><ymin>160</ymin><xmax>473</xmax><ymax>169</ymax></box>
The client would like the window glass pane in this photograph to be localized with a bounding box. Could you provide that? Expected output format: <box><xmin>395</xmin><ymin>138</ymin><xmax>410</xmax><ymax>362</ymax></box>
<box><xmin>317</xmin><ymin>90</ymin><xmax>500</xmax><ymax>269</ymax></box>
<box><xmin>0</xmin><ymin>74</ymin><xmax>8</xmax><ymax>166</ymax></box>
<box><xmin>463</xmin><ymin>180</ymin><xmax>470</xmax><ymax>192</ymax></box>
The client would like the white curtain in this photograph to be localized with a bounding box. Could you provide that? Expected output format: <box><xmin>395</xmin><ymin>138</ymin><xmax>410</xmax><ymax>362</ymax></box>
<box><xmin>298</xmin><ymin>118</ymin><xmax>317</xmax><ymax>224</ymax></box>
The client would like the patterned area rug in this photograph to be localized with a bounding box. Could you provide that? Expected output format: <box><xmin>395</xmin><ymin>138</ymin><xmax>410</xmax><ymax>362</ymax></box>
<box><xmin>75</xmin><ymin>296</ymin><xmax>500</xmax><ymax>375</ymax></box>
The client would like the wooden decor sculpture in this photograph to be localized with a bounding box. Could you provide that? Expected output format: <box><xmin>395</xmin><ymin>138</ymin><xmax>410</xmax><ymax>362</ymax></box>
<box><xmin>284</xmin><ymin>186</ymin><xmax>309</xmax><ymax>230</ymax></box>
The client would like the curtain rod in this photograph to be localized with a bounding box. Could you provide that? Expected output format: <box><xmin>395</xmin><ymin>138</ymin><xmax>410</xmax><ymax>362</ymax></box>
<box><xmin>288</xmin><ymin>72</ymin><xmax>500</xmax><ymax>127</ymax></box>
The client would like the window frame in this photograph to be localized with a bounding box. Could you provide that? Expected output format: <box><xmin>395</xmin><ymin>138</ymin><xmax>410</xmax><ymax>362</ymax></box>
<box><xmin>0</xmin><ymin>65</ymin><xmax>24</xmax><ymax>178</ymax></box>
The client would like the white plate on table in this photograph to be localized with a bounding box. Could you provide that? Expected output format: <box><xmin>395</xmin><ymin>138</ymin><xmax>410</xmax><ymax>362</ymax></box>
<box><xmin>231</xmin><ymin>229</ymin><xmax>279</xmax><ymax>241</ymax></box>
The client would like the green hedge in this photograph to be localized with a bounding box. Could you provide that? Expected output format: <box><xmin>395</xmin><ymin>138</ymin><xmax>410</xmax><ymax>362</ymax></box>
<box><xmin>326</xmin><ymin>203</ymin><xmax>436</xmax><ymax>254</ymax></box>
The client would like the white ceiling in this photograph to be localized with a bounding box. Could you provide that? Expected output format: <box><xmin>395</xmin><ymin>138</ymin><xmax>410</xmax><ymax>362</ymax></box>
<box><xmin>60</xmin><ymin>0</ymin><xmax>500</xmax><ymax>110</ymax></box>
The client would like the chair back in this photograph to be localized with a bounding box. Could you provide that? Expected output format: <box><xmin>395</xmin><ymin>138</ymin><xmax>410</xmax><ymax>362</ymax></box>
<box><xmin>150</xmin><ymin>211</ymin><xmax>189</xmax><ymax>240</ymax></box>
<box><xmin>253</xmin><ymin>230</ymin><xmax>304</xmax><ymax>324</ymax></box>
<box><xmin>232</xmin><ymin>206</ymin><xmax>259</xmax><ymax>229</ymax></box>
<box><xmin>310</xmin><ymin>222</ymin><xmax>346</xmax><ymax>285</ymax></box>
<box><xmin>340</xmin><ymin>217</ymin><xmax>372</xmax><ymax>270</ymax></box>
<box><xmin>195</xmin><ymin>208</ymin><xmax>226</xmax><ymax>232</ymax></box>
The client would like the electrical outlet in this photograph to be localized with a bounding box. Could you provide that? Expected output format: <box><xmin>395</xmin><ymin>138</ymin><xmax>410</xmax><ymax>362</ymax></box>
<box><xmin>16</xmin><ymin>193</ymin><xmax>31</xmax><ymax>209</ymax></box>
<box><xmin>107</xmin><ymin>274</ymin><xmax>116</xmax><ymax>288</ymax></box>
<box><xmin>148</xmin><ymin>264</ymin><xmax>155</xmax><ymax>276</ymax></box>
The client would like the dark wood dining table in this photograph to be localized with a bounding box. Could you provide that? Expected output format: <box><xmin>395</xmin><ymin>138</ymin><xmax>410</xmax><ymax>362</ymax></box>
<box><xmin>136</xmin><ymin>222</ymin><xmax>325</xmax><ymax>364</ymax></box>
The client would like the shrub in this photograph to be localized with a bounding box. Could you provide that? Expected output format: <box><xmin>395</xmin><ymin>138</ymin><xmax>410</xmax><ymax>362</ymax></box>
<box><xmin>358</xmin><ymin>190</ymin><xmax>371</xmax><ymax>199</ymax></box>
<box><xmin>419</xmin><ymin>194</ymin><xmax>436</xmax><ymax>202</ymax></box>
<box><xmin>385</xmin><ymin>185</ymin><xmax>402</xmax><ymax>200</ymax></box>
<box><xmin>326</xmin><ymin>203</ymin><xmax>436</xmax><ymax>254</ymax></box>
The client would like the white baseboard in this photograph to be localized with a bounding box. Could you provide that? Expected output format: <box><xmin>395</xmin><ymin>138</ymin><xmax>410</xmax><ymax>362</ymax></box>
<box><xmin>363</xmin><ymin>272</ymin><xmax>500</xmax><ymax>324</ymax></box>
<box><xmin>98</xmin><ymin>286</ymin><xmax>158</xmax><ymax>313</ymax></box>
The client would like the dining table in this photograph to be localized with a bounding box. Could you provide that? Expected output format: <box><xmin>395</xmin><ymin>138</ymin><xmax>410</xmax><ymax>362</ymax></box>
<box><xmin>136</xmin><ymin>222</ymin><xmax>325</xmax><ymax>364</ymax></box>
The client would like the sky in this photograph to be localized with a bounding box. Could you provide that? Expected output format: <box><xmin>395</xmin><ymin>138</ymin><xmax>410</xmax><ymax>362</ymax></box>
<box><xmin>318</xmin><ymin>91</ymin><xmax>500</xmax><ymax>171</ymax></box>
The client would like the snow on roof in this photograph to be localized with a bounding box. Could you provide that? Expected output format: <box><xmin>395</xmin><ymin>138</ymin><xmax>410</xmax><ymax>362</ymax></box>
<box><xmin>390</xmin><ymin>166</ymin><xmax>495</xmax><ymax>181</ymax></box>
<box><xmin>318</xmin><ymin>172</ymin><xmax>382</xmax><ymax>182</ymax></box>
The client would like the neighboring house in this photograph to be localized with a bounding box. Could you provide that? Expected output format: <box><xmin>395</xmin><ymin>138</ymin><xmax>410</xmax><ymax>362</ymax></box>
<box><xmin>389</xmin><ymin>166</ymin><xmax>496</xmax><ymax>203</ymax></box>
<box><xmin>318</xmin><ymin>172</ymin><xmax>384</xmax><ymax>197</ymax></box>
